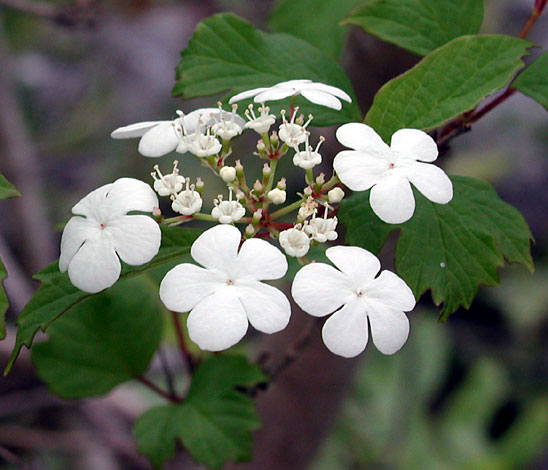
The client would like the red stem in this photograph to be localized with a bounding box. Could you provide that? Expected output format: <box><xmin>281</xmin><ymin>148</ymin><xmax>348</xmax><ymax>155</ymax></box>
<box><xmin>136</xmin><ymin>376</ymin><xmax>183</xmax><ymax>403</ymax></box>
<box><xmin>171</xmin><ymin>311</ymin><xmax>195</xmax><ymax>372</ymax></box>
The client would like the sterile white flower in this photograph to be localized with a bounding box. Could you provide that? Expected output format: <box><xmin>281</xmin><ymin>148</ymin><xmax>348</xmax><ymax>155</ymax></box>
<box><xmin>267</xmin><ymin>188</ymin><xmax>287</xmax><ymax>205</ymax></box>
<box><xmin>220</xmin><ymin>166</ymin><xmax>237</xmax><ymax>183</ymax></box>
<box><xmin>327</xmin><ymin>187</ymin><xmax>345</xmax><ymax>204</ymax></box>
<box><xmin>229</xmin><ymin>79</ymin><xmax>352</xmax><ymax>111</ymax></box>
<box><xmin>293</xmin><ymin>134</ymin><xmax>324</xmax><ymax>169</ymax></box>
<box><xmin>171</xmin><ymin>178</ymin><xmax>202</xmax><ymax>216</ymax></box>
<box><xmin>159</xmin><ymin>224</ymin><xmax>291</xmax><ymax>351</ymax></box>
<box><xmin>279</xmin><ymin>227</ymin><xmax>310</xmax><ymax>257</ymax></box>
<box><xmin>292</xmin><ymin>246</ymin><xmax>415</xmax><ymax>358</ymax></box>
<box><xmin>278</xmin><ymin>108</ymin><xmax>312</xmax><ymax>149</ymax></box>
<box><xmin>304</xmin><ymin>213</ymin><xmax>338</xmax><ymax>243</ymax></box>
<box><xmin>333</xmin><ymin>123</ymin><xmax>453</xmax><ymax>224</ymax></box>
<box><xmin>59</xmin><ymin>178</ymin><xmax>161</xmax><ymax>294</ymax></box>
<box><xmin>151</xmin><ymin>161</ymin><xmax>185</xmax><ymax>197</ymax></box>
<box><xmin>212</xmin><ymin>188</ymin><xmax>245</xmax><ymax>224</ymax></box>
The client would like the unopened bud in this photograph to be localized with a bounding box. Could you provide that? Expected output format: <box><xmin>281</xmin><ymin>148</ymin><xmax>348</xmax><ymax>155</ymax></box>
<box><xmin>328</xmin><ymin>187</ymin><xmax>345</xmax><ymax>204</ymax></box>
<box><xmin>262</xmin><ymin>163</ymin><xmax>271</xmax><ymax>177</ymax></box>
<box><xmin>257</xmin><ymin>140</ymin><xmax>266</xmax><ymax>152</ymax></box>
<box><xmin>235</xmin><ymin>159</ymin><xmax>244</xmax><ymax>171</ymax></box>
<box><xmin>303</xmin><ymin>186</ymin><xmax>313</xmax><ymax>196</ymax></box>
<box><xmin>195</xmin><ymin>177</ymin><xmax>204</xmax><ymax>194</ymax></box>
<box><xmin>152</xmin><ymin>207</ymin><xmax>162</xmax><ymax>221</ymax></box>
<box><xmin>316</xmin><ymin>173</ymin><xmax>326</xmax><ymax>185</ymax></box>
<box><xmin>220</xmin><ymin>166</ymin><xmax>236</xmax><ymax>183</ymax></box>
<box><xmin>268</xmin><ymin>188</ymin><xmax>286</xmax><ymax>205</ymax></box>
<box><xmin>252</xmin><ymin>209</ymin><xmax>263</xmax><ymax>226</ymax></box>
<box><xmin>253</xmin><ymin>180</ymin><xmax>263</xmax><ymax>192</ymax></box>
<box><xmin>270</xmin><ymin>131</ymin><xmax>279</xmax><ymax>146</ymax></box>
<box><xmin>235</xmin><ymin>190</ymin><xmax>246</xmax><ymax>203</ymax></box>
<box><xmin>245</xmin><ymin>224</ymin><xmax>255</xmax><ymax>236</ymax></box>
<box><xmin>276</xmin><ymin>178</ymin><xmax>287</xmax><ymax>190</ymax></box>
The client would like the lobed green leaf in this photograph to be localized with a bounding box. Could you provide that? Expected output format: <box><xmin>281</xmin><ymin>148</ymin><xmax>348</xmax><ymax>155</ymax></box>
<box><xmin>134</xmin><ymin>355</ymin><xmax>266</xmax><ymax>469</ymax></box>
<box><xmin>512</xmin><ymin>51</ymin><xmax>548</xmax><ymax>111</ymax></box>
<box><xmin>338</xmin><ymin>176</ymin><xmax>533</xmax><ymax>319</ymax></box>
<box><xmin>173</xmin><ymin>13</ymin><xmax>361</xmax><ymax>126</ymax></box>
<box><xmin>31</xmin><ymin>277</ymin><xmax>163</xmax><ymax>398</ymax></box>
<box><xmin>343</xmin><ymin>0</ymin><xmax>484</xmax><ymax>56</ymax></box>
<box><xmin>365</xmin><ymin>35</ymin><xmax>532</xmax><ymax>142</ymax></box>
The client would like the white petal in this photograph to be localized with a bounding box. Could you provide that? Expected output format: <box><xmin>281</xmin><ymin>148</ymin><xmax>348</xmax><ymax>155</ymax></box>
<box><xmin>229</xmin><ymin>87</ymin><xmax>269</xmax><ymax>103</ymax></box>
<box><xmin>160</xmin><ymin>263</ymin><xmax>224</xmax><ymax>313</ymax></box>
<box><xmin>110</xmin><ymin>121</ymin><xmax>167</xmax><ymax>139</ymax></box>
<box><xmin>365</xmin><ymin>270</ymin><xmax>416</xmax><ymax>311</ymax></box>
<box><xmin>236</xmin><ymin>281</ymin><xmax>290</xmax><ymax>334</ymax></box>
<box><xmin>138</xmin><ymin>122</ymin><xmax>180</xmax><ymax>157</ymax></box>
<box><xmin>59</xmin><ymin>216</ymin><xmax>99</xmax><ymax>272</ymax></box>
<box><xmin>71</xmin><ymin>183</ymin><xmax>112</xmax><ymax>218</ymax></box>
<box><xmin>305</xmin><ymin>82</ymin><xmax>352</xmax><ymax>102</ymax></box>
<box><xmin>322</xmin><ymin>299</ymin><xmax>368</xmax><ymax>358</ymax></box>
<box><xmin>336</xmin><ymin>123</ymin><xmax>389</xmax><ymax>153</ymax></box>
<box><xmin>367</xmin><ymin>302</ymin><xmax>410</xmax><ymax>355</ymax></box>
<box><xmin>191</xmin><ymin>224</ymin><xmax>240</xmax><ymax>272</ymax></box>
<box><xmin>291</xmin><ymin>263</ymin><xmax>351</xmax><ymax>317</ymax></box>
<box><xmin>370</xmin><ymin>175</ymin><xmax>415</xmax><ymax>224</ymax></box>
<box><xmin>67</xmin><ymin>237</ymin><xmax>121</xmax><ymax>293</ymax></box>
<box><xmin>326</xmin><ymin>246</ymin><xmax>380</xmax><ymax>282</ymax></box>
<box><xmin>300</xmin><ymin>88</ymin><xmax>342</xmax><ymax>110</ymax></box>
<box><xmin>187</xmin><ymin>287</ymin><xmax>248</xmax><ymax>351</ymax></box>
<box><xmin>274</xmin><ymin>79</ymin><xmax>311</xmax><ymax>88</ymax></box>
<box><xmin>390</xmin><ymin>129</ymin><xmax>438</xmax><ymax>162</ymax></box>
<box><xmin>183</xmin><ymin>108</ymin><xmax>216</xmax><ymax>132</ymax></box>
<box><xmin>254</xmin><ymin>87</ymin><xmax>295</xmax><ymax>102</ymax></box>
<box><xmin>405</xmin><ymin>162</ymin><xmax>453</xmax><ymax>204</ymax></box>
<box><xmin>236</xmin><ymin>238</ymin><xmax>287</xmax><ymax>281</ymax></box>
<box><xmin>333</xmin><ymin>150</ymin><xmax>388</xmax><ymax>191</ymax></box>
<box><xmin>107</xmin><ymin>215</ymin><xmax>161</xmax><ymax>266</ymax></box>
<box><xmin>106</xmin><ymin>178</ymin><xmax>159</xmax><ymax>216</ymax></box>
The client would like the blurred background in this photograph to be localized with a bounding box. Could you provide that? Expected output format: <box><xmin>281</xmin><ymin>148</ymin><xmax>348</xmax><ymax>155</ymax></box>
<box><xmin>0</xmin><ymin>0</ymin><xmax>547</xmax><ymax>468</ymax></box>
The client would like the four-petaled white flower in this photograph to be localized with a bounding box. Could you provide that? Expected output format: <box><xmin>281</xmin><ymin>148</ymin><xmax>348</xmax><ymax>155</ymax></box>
<box><xmin>59</xmin><ymin>178</ymin><xmax>161</xmax><ymax>294</ymax></box>
<box><xmin>292</xmin><ymin>246</ymin><xmax>415</xmax><ymax>357</ymax></box>
<box><xmin>333</xmin><ymin>123</ymin><xmax>453</xmax><ymax>224</ymax></box>
<box><xmin>279</xmin><ymin>227</ymin><xmax>310</xmax><ymax>257</ymax></box>
<box><xmin>229</xmin><ymin>79</ymin><xmax>352</xmax><ymax>111</ymax></box>
<box><xmin>159</xmin><ymin>224</ymin><xmax>291</xmax><ymax>351</ymax></box>
<box><xmin>212</xmin><ymin>188</ymin><xmax>245</xmax><ymax>224</ymax></box>
<box><xmin>293</xmin><ymin>134</ymin><xmax>324</xmax><ymax>169</ymax></box>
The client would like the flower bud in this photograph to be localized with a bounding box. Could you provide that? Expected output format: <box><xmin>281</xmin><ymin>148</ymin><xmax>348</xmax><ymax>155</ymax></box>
<box><xmin>257</xmin><ymin>140</ymin><xmax>266</xmax><ymax>152</ymax></box>
<box><xmin>303</xmin><ymin>186</ymin><xmax>313</xmax><ymax>196</ymax></box>
<box><xmin>328</xmin><ymin>187</ymin><xmax>345</xmax><ymax>204</ymax></box>
<box><xmin>220</xmin><ymin>166</ymin><xmax>236</xmax><ymax>183</ymax></box>
<box><xmin>253</xmin><ymin>179</ymin><xmax>263</xmax><ymax>192</ymax></box>
<box><xmin>245</xmin><ymin>224</ymin><xmax>255</xmax><ymax>237</ymax></box>
<box><xmin>276</xmin><ymin>178</ymin><xmax>287</xmax><ymax>190</ymax></box>
<box><xmin>195</xmin><ymin>177</ymin><xmax>204</xmax><ymax>194</ymax></box>
<box><xmin>267</xmin><ymin>188</ymin><xmax>286</xmax><ymax>205</ymax></box>
<box><xmin>262</xmin><ymin>163</ymin><xmax>271</xmax><ymax>178</ymax></box>
<box><xmin>252</xmin><ymin>209</ymin><xmax>263</xmax><ymax>226</ymax></box>
<box><xmin>316</xmin><ymin>173</ymin><xmax>325</xmax><ymax>185</ymax></box>
<box><xmin>270</xmin><ymin>130</ymin><xmax>279</xmax><ymax>147</ymax></box>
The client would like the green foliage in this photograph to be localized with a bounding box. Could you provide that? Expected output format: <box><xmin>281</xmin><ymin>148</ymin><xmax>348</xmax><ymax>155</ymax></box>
<box><xmin>268</xmin><ymin>0</ymin><xmax>362</xmax><ymax>59</ymax></box>
<box><xmin>365</xmin><ymin>35</ymin><xmax>532</xmax><ymax>142</ymax></box>
<box><xmin>4</xmin><ymin>226</ymin><xmax>201</xmax><ymax>374</ymax></box>
<box><xmin>338</xmin><ymin>176</ymin><xmax>533</xmax><ymax>319</ymax></box>
<box><xmin>31</xmin><ymin>277</ymin><xmax>163</xmax><ymax>398</ymax></box>
<box><xmin>513</xmin><ymin>51</ymin><xmax>548</xmax><ymax>111</ymax></box>
<box><xmin>0</xmin><ymin>173</ymin><xmax>20</xmax><ymax>199</ymax></box>
<box><xmin>343</xmin><ymin>0</ymin><xmax>484</xmax><ymax>56</ymax></box>
<box><xmin>172</xmin><ymin>13</ymin><xmax>361</xmax><ymax>126</ymax></box>
<box><xmin>134</xmin><ymin>355</ymin><xmax>267</xmax><ymax>469</ymax></box>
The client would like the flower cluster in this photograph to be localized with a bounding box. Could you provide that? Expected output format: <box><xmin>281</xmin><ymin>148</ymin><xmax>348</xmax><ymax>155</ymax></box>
<box><xmin>60</xmin><ymin>79</ymin><xmax>454</xmax><ymax>357</ymax></box>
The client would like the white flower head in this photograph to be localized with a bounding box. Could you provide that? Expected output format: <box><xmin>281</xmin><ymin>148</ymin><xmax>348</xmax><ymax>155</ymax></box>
<box><xmin>151</xmin><ymin>161</ymin><xmax>185</xmax><ymax>197</ymax></box>
<box><xmin>333</xmin><ymin>123</ymin><xmax>453</xmax><ymax>224</ymax></box>
<box><xmin>171</xmin><ymin>178</ymin><xmax>202</xmax><ymax>216</ymax></box>
<box><xmin>212</xmin><ymin>188</ymin><xmax>245</xmax><ymax>224</ymax></box>
<box><xmin>59</xmin><ymin>178</ymin><xmax>161</xmax><ymax>293</ymax></box>
<box><xmin>278</xmin><ymin>108</ymin><xmax>312</xmax><ymax>149</ymax></box>
<box><xmin>292</xmin><ymin>246</ymin><xmax>415</xmax><ymax>357</ymax></box>
<box><xmin>210</xmin><ymin>103</ymin><xmax>244</xmax><ymax>141</ymax></box>
<box><xmin>279</xmin><ymin>226</ymin><xmax>310</xmax><ymax>258</ymax></box>
<box><xmin>159</xmin><ymin>225</ymin><xmax>291</xmax><ymax>351</ymax></box>
<box><xmin>244</xmin><ymin>103</ymin><xmax>277</xmax><ymax>134</ymax></box>
<box><xmin>229</xmin><ymin>79</ymin><xmax>352</xmax><ymax>111</ymax></box>
<box><xmin>293</xmin><ymin>134</ymin><xmax>324</xmax><ymax>169</ymax></box>
<box><xmin>304</xmin><ymin>211</ymin><xmax>338</xmax><ymax>243</ymax></box>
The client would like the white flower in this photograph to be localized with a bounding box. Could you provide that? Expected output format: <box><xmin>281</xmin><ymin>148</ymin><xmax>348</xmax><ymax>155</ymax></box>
<box><xmin>219</xmin><ymin>166</ymin><xmax>237</xmax><ymax>183</ymax></box>
<box><xmin>151</xmin><ymin>161</ymin><xmax>185</xmax><ymax>197</ymax></box>
<box><xmin>210</xmin><ymin>103</ymin><xmax>244</xmax><ymax>141</ymax></box>
<box><xmin>333</xmin><ymin>123</ymin><xmax>453</xmax><ymax>224</ymax></box>
<box><xmin>159</xmin><ymin>225</ymin><xmax>290</xmax><ymax>351</ymax></box>
<box><xmin>278</xmin><ymin>108</ymin><xmax>312</xmax><ymax>149</ymax></box>
<box><xmin>171</xmin><ymin>178</ymin><xmax>202</xmax><ymax>216</ymax></box>
<box><xmin>244</xmin><ymin>103</ymin><xmax>277</xmax><ymax>134</ymax></box>
<box><xmin>292</xmin><ymin>246</ymin><xmax>415</xmax><ymax>357</ymax></box>
<box><xmin>212</xmin><ymin>188</ymin><xmax>245</xmax><ymax>224</ymax></box>
<box><xmin>293</xmin><ymin>134</ymin><xmax>324</xmax><ymax>169</ymax></box>
<box><xmin>59</xmin><ymin>178</ymin><xmax>161</xmax><ymax>294</ymax></box>
<box><xmin>279</xmin><ymin>227</ymin><xmax>310</xmax><ymax>257</ymax></box>
<box><xmin>229</xmin><ymin>79</ymin><xmax>352</xmax><ymax>111</ymax></box>
<box><xmin>298</xmin><ymin>196</ymin><xmax>318</xmax><ymax>221</ymax></box>
<box><xmin>304</xmin><ymin>214</ymin><xmax>338</xmax><ymax>243</ymax></box>
<box><xmin>188</xmin><ymin>127</ymin><xmax>222</xmax><ymax>158</ymax></box>
<box><xmin>327</xmin><ymin>187</ymin><xmax>345</xmax><ymax>204</ymax></box>
<box><xmin>267</xmin><ymin>188</ymin><xmax>287</xmax><ymax>205</ymax></box>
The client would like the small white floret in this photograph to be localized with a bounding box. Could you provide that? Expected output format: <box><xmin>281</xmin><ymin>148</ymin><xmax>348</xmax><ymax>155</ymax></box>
<box><xmin>327</xmin><ymin>187</ymin><xmax>345</xmax><ymax>204</ymax></box>
<box><xmin>279</xmin><ymin>227</ymin><xmax>310</xmax><ymax>257</ymax></box>
<box><xmin>220</xmin><ymin>166</ymin><xmax>237</xmax><ymax>183</ymax></box>
<box><xmin>267</xmin><ymin>188</ymin><xmax>286</xmax><ymax>205</ymax></box>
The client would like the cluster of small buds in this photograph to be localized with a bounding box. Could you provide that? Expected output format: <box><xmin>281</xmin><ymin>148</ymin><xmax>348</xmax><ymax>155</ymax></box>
<box><xmin>278</xmin><ymin>108</ymin><xmax>313</xmax><ymax>148</ymax></box>
<box><xmin>212</xmin><ymin>187</ymin><xmax>246</xmax><ymax>224</ymax></box>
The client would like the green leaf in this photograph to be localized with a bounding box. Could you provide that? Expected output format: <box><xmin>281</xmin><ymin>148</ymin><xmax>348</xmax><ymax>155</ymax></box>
<box><xmin>172</xmin><ymin>13</ymin><xmax>361</xmax><ymax>127</ymax></box>
<box><xmin>343</xmin><ymin>0</ymin><xmax>484</xmax><ymax>56</ymax></box>
<box><xmin>365</xmin><ymin>35</ymin><xmax>532</xmax><ymax>142</ymax></box>
<box><xmin>0</xmin><ymin>258</ymin><xmax>8</xmax><ymax>340</ymax></box>
<box><xmin>134</xmin><ymin>355</ymin><xmax>266</xmax><ymax>470</ymax></box>
<box><xmin>512</xmin><ymin>51</ymin><xmax>548</xmax><ymax>111</ymax></box>
<box><xmin>0</xmin><ymin>173</ymin><xmax>20</xmax><ymax>199</ymax></box>
<box><xmin>4</xmin><ymin>226</ymin><xmax>201</xmax><ymax>375</ymax></box>
<box><xmin>338</xmin><ymin>176</ymin><xmax>533</xmax><ymax>319</ymax></box>
<box><xmin>31</xmin><ymin>277</ymin><xmax>163</xmax><ymax>398</ymax></box>
<box><xmin>268</xmin><ymin>0</ymin><xmax>362</xmax><ymax>59</ymax></box>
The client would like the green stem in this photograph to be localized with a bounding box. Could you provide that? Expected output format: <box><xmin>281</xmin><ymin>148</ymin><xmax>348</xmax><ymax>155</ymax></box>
<box><xmin>264</xmin><ymin>158</ymin><xmax>279</xmax><ymax>194</ymax></box>
<box><xmin>270</xmin><ymin>198</ymin><xmax>303</xmax><ymax>220</ymax></box>
<box><xmin>321</xmin><ymin>174</ymin><xmax>340</xmax><ymax>193</ymax></box>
